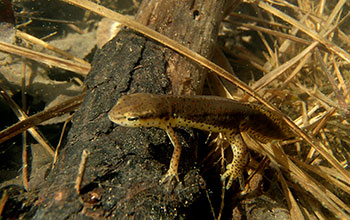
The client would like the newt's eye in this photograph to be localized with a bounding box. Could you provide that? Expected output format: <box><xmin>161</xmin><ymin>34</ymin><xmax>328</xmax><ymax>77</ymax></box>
<box><xmin>127</xmin><ymin>116</ymin><xmax>140</xmax><ymax>121</ymax></box>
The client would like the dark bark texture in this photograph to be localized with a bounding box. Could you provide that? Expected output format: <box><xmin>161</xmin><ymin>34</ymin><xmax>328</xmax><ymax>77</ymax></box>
<box><xmin>33</xmin><ymin>0</ymin><xmax>234</xmax><ymax>219</ymax></box>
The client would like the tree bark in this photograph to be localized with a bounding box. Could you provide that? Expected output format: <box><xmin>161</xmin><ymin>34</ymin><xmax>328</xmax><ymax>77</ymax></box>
<box><xmin>136</xmin><ymin>0</ymin><xmax>234</xmax><ymax>95</ymax></box>
<box><xmin>33</xmin><ymin>0</ymin><xmax>236</xmax><ymax>219</ymax></box>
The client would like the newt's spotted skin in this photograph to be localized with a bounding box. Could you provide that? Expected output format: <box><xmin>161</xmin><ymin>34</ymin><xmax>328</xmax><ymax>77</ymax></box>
<box><xmin>108</xmin><ymin>93</ymin><xmax>293</xmax><ymax>189</ymax></box>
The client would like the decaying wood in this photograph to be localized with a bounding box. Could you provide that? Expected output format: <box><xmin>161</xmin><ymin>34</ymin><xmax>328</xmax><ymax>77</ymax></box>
<box><xmin>136</xmin><ymin>0</ymin><xmax>235</xmax><ymax>95</ymax></box>
<box><xmin>33</xmin><ymin>0</ymin><xmax>234</xmax><ymax>219</ymax></box>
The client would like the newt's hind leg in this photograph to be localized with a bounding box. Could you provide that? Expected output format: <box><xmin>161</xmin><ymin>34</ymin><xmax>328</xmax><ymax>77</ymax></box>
<box><xmin>221</xmin><ymin>133</ymin><xmax>248</xmax><ymax>190</ymax></box>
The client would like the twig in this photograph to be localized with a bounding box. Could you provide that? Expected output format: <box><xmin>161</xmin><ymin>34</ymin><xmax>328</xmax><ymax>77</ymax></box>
<box><xmin>22</xmin><ymin>131</ymin><xmax>29</xmax><ymax>190</ymax></box>
<box><xmin>75</xmin><ymin>149</ymin><xmax>90</xmax><ymax>195</ymax></box>
<box><xmin>52</xmin><ymin>115</ymin><xmax>73</xmax><ymax>169</ymax></box>
<box><xmin>21</xmin><ymin>60</ymin><xmax>29</xmax><ymax>190</ymax></box>
<box><xmin>0</xmin><ymin>91</ymin><xmax>86</xmax><ymax>147</ymax></box>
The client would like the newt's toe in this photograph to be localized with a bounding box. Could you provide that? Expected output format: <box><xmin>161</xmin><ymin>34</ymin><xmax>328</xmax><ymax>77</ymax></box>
<box><xmin>221</xmin><ymin>163</ymin><xmax>245</xmax><ymax>189</ymax></box>
<box><xmin>160</xmin><ymin>168</ymin><xmax>180</xmax><ymax>184</ymax></box>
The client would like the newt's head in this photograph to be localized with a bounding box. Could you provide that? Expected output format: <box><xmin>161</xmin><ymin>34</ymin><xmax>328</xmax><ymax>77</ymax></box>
<box><xmin>108</xmin><ymin>93</ymin><xmax>170</xmax><ymax>128</ymax></box>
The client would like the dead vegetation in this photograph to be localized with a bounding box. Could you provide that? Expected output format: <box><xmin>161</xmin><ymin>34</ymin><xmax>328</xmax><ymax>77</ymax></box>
<box><xmin>0</xmin><ymin>0</ymin><xmax>349</xmax><ymax>219</ymax></box>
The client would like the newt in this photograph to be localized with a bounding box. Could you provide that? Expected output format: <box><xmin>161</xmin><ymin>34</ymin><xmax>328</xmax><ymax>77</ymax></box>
<box><xmin>108</xmin><ymin>93</ymin><xmax>293</xmax><ymax>189</ymax></box>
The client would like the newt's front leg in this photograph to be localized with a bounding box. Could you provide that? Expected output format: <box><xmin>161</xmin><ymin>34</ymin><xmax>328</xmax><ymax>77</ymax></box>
<box><xmin>221</xmin><ymin>133</ymin><xmax>248</xmax><ymax>190</ymax></box>
<box><xmin>160</xmin><ymin>126</ymin><xmax>181</xmax><ymax>184</ymax></box>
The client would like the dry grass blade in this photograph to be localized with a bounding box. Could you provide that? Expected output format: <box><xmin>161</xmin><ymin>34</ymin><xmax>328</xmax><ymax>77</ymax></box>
<box><xmin>291</xmin><ymin>157</ymin><xmax>350</xmax><ymax>196</ymax></box>
<box><xmin>311</xmin><ymin>109</ymin><xmax>337</xmax><ymax>136</ymax></box>
<box><xmin>248</xmin><ymin>12</ymin><xmax>348</xmax><ymax>93</ymax></box>
<box><xmin>332</xmin><ymin>56</ymin><xmax>349</xmax><ymax>97</ymax></box>
<box><xmin>296</xmin><ymin>83</ymin><xmax>338</xmax><ymax>109</ymax></box>
<box><xmin>62</xmin><ymin>0</ymin><xmax>350</xmax><ymax>187</ymax></box>
<box><xmin>278</xmin><ymin>12</ymin><xmax>310</xmax><ymax>54</ymax></box>
<box><xmin>0</xmin><ymin>87</ymin><xmax>55</xmax><ymax>156</ymax></box>
<box><xmin>250</xmin><ymin>41</ymin><xmax>318</xmax><ymax>92</ymax></box>
<box><xmin>16</xmin><ymin>30</ymin><xmax>90</xmax><ymax>66</ymax></box>
<box><xmin>224</xmin><ymin>46</ymin><xmax>268</xmax><ymax>73</ymax></box>
<box><xmin>0</xmin><ymin>92</ymin><xmax>86</xmax><ymax>146</ymax></box>
<box><xmin>230</xmin><ymin>12</ymin><xmax>291</xmax><ymax>29</ymax></box>
<box><xmin>258</xmin><ymin>1</ymin><xmax>350</xmax><ymax>63</ymax></box>
<box><xmin>242</xmin><ymin>133</ymin><xmax>350</xmax><ymax>219</ymax></box>
<box><xmin>280</xmin><ymin>53</ymin><xmax>312</xmax><ymax>89</ymax></box>
<box><xmin>315</xmin><ymin>49</ymin><xmax>349</xmax><ymax>114</ymax></box>
<box><xmin>226</xmin><ymin>20</ymin><xmax>312</xmax><ymax>46</ymax></box>
<box><xmin>278</xmin><ymin>170</ymin><xmax>304</xmax><ymax>220</ymax></box>
<box><xmin>0</xmin><ymin>41</ymin><xmax>90</xmax><ymax>75</ymax></box>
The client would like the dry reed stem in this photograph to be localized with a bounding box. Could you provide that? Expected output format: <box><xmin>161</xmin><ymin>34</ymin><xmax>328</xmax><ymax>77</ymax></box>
<box><xmin>0</xmin><ymin>87</ymin><xmax>55</xmax><ymax>156</ymax></box>
<box><xmin>0</xmin><ymin>41</ymin><xmax>90</xmax><ymax>75</ymax></box>
<box><xmin>291</xmin><ymin>157</ymin><xmax>350</xmax><ymax>195</ymax></box>
<box><xmin>0</xmin><ymin>92</ymin><xmax>86</xmax><ymax>146</ymax></box>
<box><xmin>16</xmin><ymin>30</ymin><xmax>89</xmax><ymax>66</ymax></box>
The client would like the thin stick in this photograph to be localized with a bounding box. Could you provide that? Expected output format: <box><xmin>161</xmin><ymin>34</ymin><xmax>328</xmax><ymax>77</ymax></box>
<box><xmin>53</xmin><ymin>115</ymin><xmax>73</xmax><ymax>169</ymax></box>
<box><xmin>21</xmin><ymin>61</ymin><xmax>29</xmax><ymax>190</ymax></box>
<box><xmin>22</xmin><ymin>131</ymin><xmax>29</xmax><ymax>190</ymax></box>
<box><xmin>75</xmin><ymin>149</ymin><xmax>90</xmax><ymax>195</ymax></box>
<box><xmin>205</xmin><ymin>188</ymin><xmax>217</xmax><ymax>220</ymax></box>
